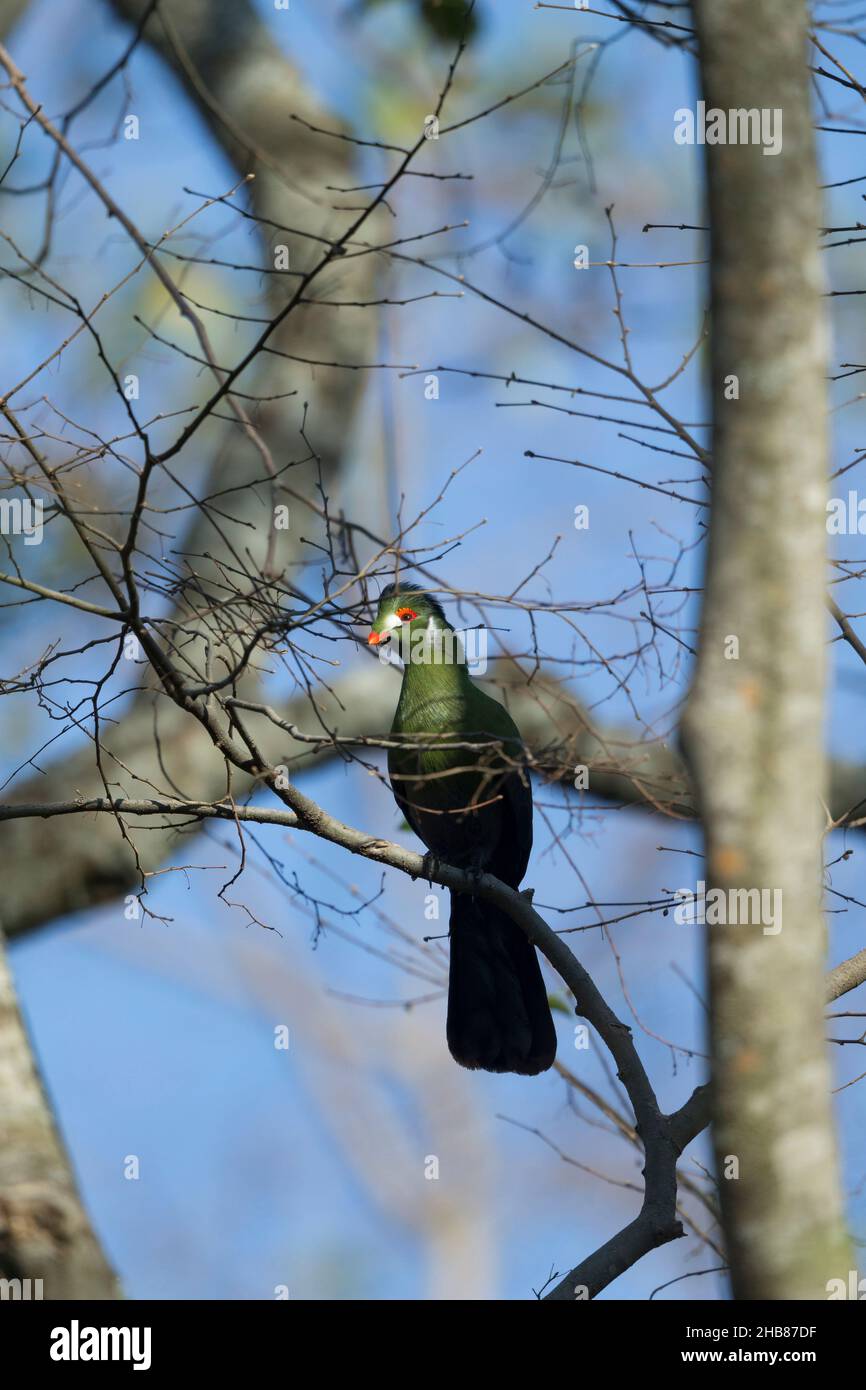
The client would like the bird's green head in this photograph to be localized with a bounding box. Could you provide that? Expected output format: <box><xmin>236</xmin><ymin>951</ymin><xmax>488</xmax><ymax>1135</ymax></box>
<box><xmin>367</xmin><ymin>582</ymin><xmax>448</xmax><ymax>648</ymax></box>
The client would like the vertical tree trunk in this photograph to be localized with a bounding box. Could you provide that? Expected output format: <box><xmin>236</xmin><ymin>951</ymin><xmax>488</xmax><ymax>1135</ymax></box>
<box><xmin>0</xmin><ymin>940</ymin><xmax>119</xmax><ymax>1299</ymax></box>
<box><xmin>683</xmin><ymin>0</ymin><xmax>851</xmax><ymax>1298</ymax></box>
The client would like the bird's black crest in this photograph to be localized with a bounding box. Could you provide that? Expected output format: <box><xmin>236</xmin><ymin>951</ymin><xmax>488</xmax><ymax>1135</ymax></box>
<box><xmin>378</xmin><ymin>581</ymin><xmax>447</xmax><ymax>623</ymax></box>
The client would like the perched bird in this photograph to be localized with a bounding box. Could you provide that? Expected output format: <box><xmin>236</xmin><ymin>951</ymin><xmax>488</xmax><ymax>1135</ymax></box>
<box><xmin>368</xmin><ymin>582</ymin><xmax>557</xmax><ymax>1075</ymax></box>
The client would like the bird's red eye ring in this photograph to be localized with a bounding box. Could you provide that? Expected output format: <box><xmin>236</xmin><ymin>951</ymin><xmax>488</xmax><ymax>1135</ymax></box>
<box><xmin>396</xmin><ymin>607</ymin><xmax>418</xmax><ymax>621</ymax></box>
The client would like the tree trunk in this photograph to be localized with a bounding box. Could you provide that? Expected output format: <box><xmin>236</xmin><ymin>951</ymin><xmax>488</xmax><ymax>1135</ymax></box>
<box><xmin>683</xmin><ymin>0</ymin><xmax>851</xmax><ymax>1298</ymax></box>
<box><xmin>0</xmin><ymin>938</ymin><xmax>120</xmax><ymax>1299</ymax></box>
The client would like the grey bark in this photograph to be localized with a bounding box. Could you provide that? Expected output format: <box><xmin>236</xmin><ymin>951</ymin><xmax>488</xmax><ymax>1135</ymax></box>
<box><xmin>2</xmin><ymin>0</ymin><xmax>382</xmax><ymax>928</ymax></box>
<box><xmin>107</xmin><ymin>0</ymin><xmax>377</xmax><ymax>482</ymax></box>
<box><xmin>0</xmin><ymin>937</ymin><xmax>120</xmax><ymax>1299</ymax></box>
<box><xmin>0</xmin><ymin>0</ymin><xmax>380</xmax><ymax>1300</ymax></box>
<box><xmin>544</xmin><ymin>932</ymin><xmax>866</xmax><ymax>1301</ymax></box>
<box><xmin>683</xmin><ymin>0</ymin><xmax>851</xmax><ymax>1298</ymax></box>
<box><xmin>6</xmin><ymin>657</ymin><xmax>866</xmax><ymax>941</ymax></box>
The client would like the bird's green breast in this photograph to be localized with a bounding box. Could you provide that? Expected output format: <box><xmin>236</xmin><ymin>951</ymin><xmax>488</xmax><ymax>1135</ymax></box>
<box><xmin>388</xmin><ymin>658</ymin><xmax>521</xmax><ymax>815</ymax></box>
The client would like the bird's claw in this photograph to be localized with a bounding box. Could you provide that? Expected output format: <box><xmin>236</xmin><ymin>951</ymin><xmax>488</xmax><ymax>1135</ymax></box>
<box><xmin>420</xmin><ymin>851</ymin><xmax>442</xmax><ymax>886</ymax></box>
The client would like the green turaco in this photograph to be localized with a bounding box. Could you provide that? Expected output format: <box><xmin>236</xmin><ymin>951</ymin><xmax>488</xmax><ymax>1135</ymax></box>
<box><xmin>368</xmin><ymin>582</ymin><xmax>557</xmax><ymax>1075</ymax></box>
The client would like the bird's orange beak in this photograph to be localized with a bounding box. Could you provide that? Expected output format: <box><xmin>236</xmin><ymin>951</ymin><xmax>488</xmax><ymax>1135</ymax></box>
<box><xmin>367</xmin><ymin>629</ymin><xmax>384</xmax><ymax>645</ymax></box>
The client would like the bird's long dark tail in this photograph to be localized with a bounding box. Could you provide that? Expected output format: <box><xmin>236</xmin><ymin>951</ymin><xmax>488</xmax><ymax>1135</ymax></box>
<box><xmin>446</xmin><ymin>891</ymin><xmax>557</xmax><ymax>1075</ymax></box>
